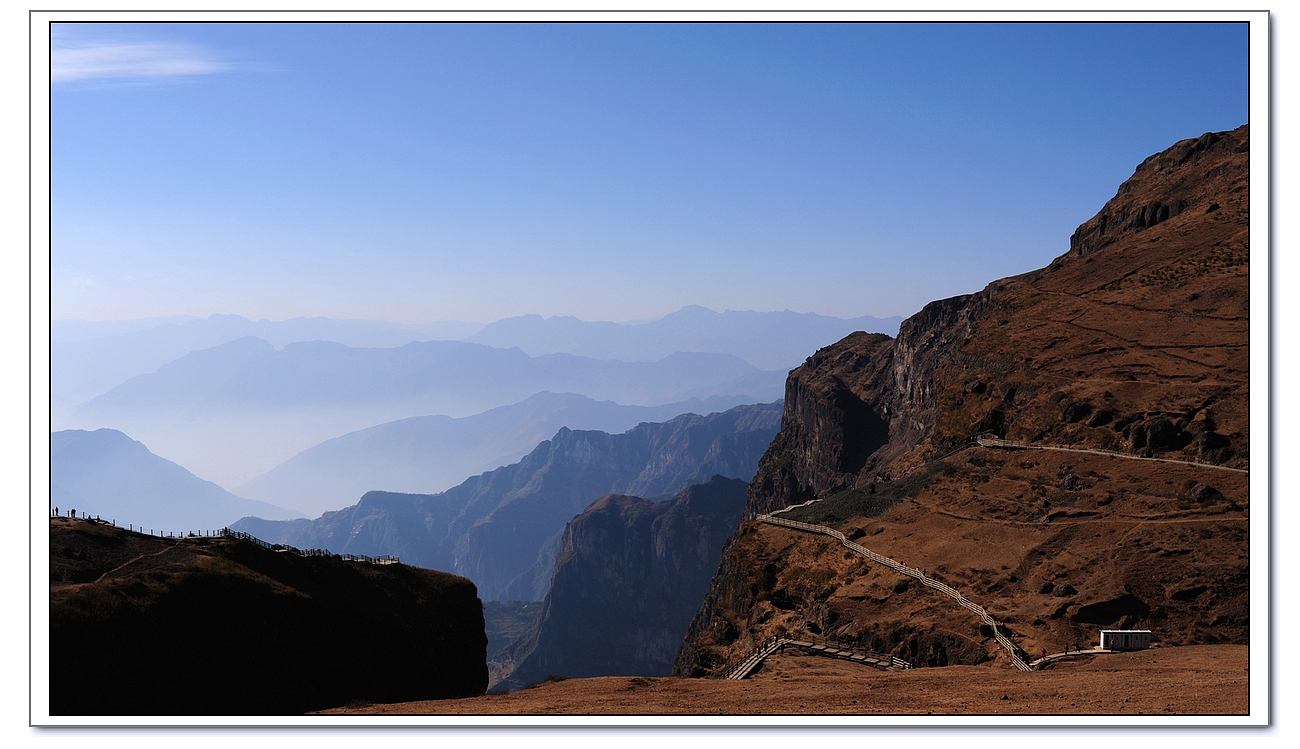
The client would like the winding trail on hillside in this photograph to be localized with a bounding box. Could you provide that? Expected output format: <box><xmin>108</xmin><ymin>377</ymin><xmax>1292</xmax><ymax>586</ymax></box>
<box><xmin>930</xmin><ymin>506</ymin><xmax>1247</xmax><ymax>528</ymax></box>
<box><xmin>92</xmin><ymin>544</ymin><xmax>182</xmax><ymax>584</ymax></box>
<box><xmin>732</xmin><ymin>437</ymin><xmax>1245</xmax><ymax>676</ymax></box>
<box><xmin>757</xmin><ymin>510</ymin><xmax>1033</xmax><ymax>672</ymax></box>
<box><xmin>974</xmin><ymin>437</ymin><xmax>1248</xmax><ymax>474</ymax></box>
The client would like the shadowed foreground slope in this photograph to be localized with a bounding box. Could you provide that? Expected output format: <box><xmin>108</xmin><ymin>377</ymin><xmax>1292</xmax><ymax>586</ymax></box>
<box><xmin>50</xmin><ymin>517</ymin><xmax>487</xmax><ymax>715</ymax></box>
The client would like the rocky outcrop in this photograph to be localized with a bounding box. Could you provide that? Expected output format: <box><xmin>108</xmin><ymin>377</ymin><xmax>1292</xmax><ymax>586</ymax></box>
<box><xmin>676</xmin><ymin>125</ymin><xmax>1250</xmax><ymax>677</ymax></box>
<box><xmin>742</xmin><ymin>282</ymin><xmax>1000</xmax><ymax>520</ymax></box>
<box><xmin>235</xmin><ymin>402</ymin><xmax>781</xmax><ymax>601</ymax></box>
<box><xmin>495</xmin><ymin>476</ymin><xmax>748</xmax><ymax>691</ymax></box>
<box><xmin>49</xmin><ymin>517</ymin><xmax>487</xmax><ymax>715</ymax></box>
<box><xmin>743</xmin><ymin>333</ymin><xmax>894</xmax><ymax>517</ymax></box>
<box><xmin>1067</xmin><ymin>128</ymin><xmax>1249</xmax><ymax>259</ymax></box>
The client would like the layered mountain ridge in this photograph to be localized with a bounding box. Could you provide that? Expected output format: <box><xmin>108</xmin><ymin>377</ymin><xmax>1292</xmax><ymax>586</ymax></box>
<box><xmin>52</xmin><ymin>314</ymin><xmax>482</xmax><ymax>412</ymax></box>
<box><xmin>236</xmin><ymin>391</ymin><xmax>760</xmax><ymax>516</ymax></box>
<box><xmin>71</xmin><ymin>338</ymin><xmax>784</xmax><ymax>488</ymax></box>
<box><xmin>235</xmin><ymin>402</ymin><xmax>782</xmax><ymax>601</ymax></box>
<box><xmin>467</xmin><ymin>306</ymin><xmax>902</xmax><ymax>371</ymax></box>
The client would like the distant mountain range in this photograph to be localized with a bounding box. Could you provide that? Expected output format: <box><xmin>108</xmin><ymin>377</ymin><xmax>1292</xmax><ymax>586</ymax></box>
<box><xmin>68</xmin><ymin>337</ymin><xmax>785</xmax><ymax>488</ymax></box>
<box><xmin>54</xmin><ymin>305</ymin><xmax>894</xmax><ymax>494</ymax></box>
<box><xmin>52</xmin><ymin>314</ymin><xmax>482</xmax><ymax>421</ymax></box>
<box><xmin>50</xmin><ymin>429</ymin><xmax>303</xmax><ymax>532</ymax></box>
<box><xmin>237</xmin><ymin>391</ymin><xmax>764</xmax><ymax>518</ymax></box>
<box><xmin>232</xmin><ymin>401</ymin><xmax>782</xmax><ymax>602</ymax></box>
<box><xmin>466</xmin><ymin>306</ymin><xmax>902</xmax><ymax>371</ymax></box>
<box><xmin>52</xmin><ymin>306</ymin><xmax>900</xmax><ymax>426</ymax></box>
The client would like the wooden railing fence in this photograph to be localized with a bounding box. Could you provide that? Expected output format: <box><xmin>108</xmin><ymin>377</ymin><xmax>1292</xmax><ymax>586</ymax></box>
<box><xmin>718</xmin><ymin>633</ymin><xmax>910</xmax><ymax>681</ymax></box>
<box><xmin>49</xmin><ymin>512</ymin><xmax>399</xmax><ymax>565</ymax></box>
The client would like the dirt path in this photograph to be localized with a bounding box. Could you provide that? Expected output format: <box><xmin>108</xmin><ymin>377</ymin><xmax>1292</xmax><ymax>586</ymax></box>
<box><xmin>931</xmin><ymin>505</ymin><xmax>1247</xmax><ymax>528</ymax></box>
<box><xmin>976</xmin><ymin>437</ymin><xmax>1248</xmax><ymax>474</ymax></box>
<box><xmin>93</xmin><ymin>544</ymin><xmax>179</xmax><ymax>583</ymax></box>
<box><xmin>760</xmin><ymin>513</ymin><xmax>1031</xmax><ymax>670</ymax></box>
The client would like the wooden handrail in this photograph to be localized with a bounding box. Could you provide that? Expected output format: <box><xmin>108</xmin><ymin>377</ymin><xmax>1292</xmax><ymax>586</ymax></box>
<box><xmin>51</xmin><ymin>519</ymin><xmax>401</xmax><ymax>566</ymax></box>
<box><xmin>718</xmin><ymin>634</ymin><xmax>909</xmax><ymax>680</ymax></box>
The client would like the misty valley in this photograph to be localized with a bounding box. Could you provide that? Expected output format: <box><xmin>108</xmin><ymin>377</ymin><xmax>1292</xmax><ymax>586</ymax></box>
<box><xmin>50</xmin><ymin>306</ymin><xmax>895</xmax><ymax>712</ymax></box>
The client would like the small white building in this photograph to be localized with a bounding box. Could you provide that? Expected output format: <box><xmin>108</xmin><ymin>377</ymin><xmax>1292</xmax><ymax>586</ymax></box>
<box><xmin>1099</xmin><ymin>629</ymin><xmax>1151</xmax><ymax>651</ymax></box>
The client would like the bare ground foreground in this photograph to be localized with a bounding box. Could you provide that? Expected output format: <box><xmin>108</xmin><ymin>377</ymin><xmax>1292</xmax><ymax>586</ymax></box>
<box><xmin>318</xmin><ymin>644</ymin><xmax>1246</xmax><ymax>716</ymax></box>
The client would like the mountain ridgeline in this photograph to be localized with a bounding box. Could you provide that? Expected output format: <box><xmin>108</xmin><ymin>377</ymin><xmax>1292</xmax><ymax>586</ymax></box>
<box><xmin>52</xmin><ymin>313</ymin><xmax>483</xmax><ymax>412</ymax></box>
<box><xmin>466</xmin><ymin>306</ymin><xmax>902</xmax><ymax>371</ymax></box>
<box><xmin>236</xmin><ymin>391</ymin><xmax>761</xmax><ymax>518</ymax></box>
<box><xmin>53</xmin><ymin>306</ymin><xmax>895</xmax><ymax>418</ymax></box>
<box><xmin>235</xmin><ymin>402</ymin><xmax>782</xmax><ymax>602</ymax></box>
<box><xmin>676</xmin><ymin>125</ymin><xmax>1250</xmax><ymax>677</ymax></box>
<box><xmin>70</xmin><ymin>337</ymin><xmax>785</xmax><ymax>489</ymax></box>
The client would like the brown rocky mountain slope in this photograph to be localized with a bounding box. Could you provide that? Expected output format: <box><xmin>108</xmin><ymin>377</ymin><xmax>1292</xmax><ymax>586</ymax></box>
<box><xmin>675</xmin><ymin>125</ymin><xmax>1249</xmax><ymax>678</ymax></box>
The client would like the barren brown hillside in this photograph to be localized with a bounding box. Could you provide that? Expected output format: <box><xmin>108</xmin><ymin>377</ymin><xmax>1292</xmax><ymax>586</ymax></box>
<box><xmin>676</xmin><ymin>125</ymin><xmax>1250</xmax><ymax>681</ymax></box>
<box><xmin>321</xmin><ymin>644</ymin><xmax>1247</xmax><ymax>715</ymax></box>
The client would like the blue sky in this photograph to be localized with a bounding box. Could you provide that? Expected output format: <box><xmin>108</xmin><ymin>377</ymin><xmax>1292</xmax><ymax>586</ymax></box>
<box><xmin>50</xmin><ymin>22</ymin><xmax>1249</xmax><ymax>324</ymax></box>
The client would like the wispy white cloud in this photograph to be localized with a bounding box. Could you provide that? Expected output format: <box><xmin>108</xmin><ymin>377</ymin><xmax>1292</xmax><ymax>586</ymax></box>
<box><xmin>71</xmin><ymin>278</ymin><xmax>93</xmax><ymax>286</ymax></box>
<box><xmin>52</xmin><ymin>38</ymin><xmax>233</xmax><ymax>84</ymax></box>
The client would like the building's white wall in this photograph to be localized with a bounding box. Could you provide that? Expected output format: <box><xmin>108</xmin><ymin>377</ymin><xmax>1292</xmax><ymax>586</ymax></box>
<box><xmin>1098</xmin><ymin>630</ymin><xmax>1151</xmax><ymax>650</ymax></box>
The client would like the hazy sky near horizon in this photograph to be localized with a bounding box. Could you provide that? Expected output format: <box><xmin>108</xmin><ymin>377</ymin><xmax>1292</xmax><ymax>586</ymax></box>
<box><xmin>51</xmin><ymin>21</ymin><xmax>1248</xmax><ymax>324</ymax></box>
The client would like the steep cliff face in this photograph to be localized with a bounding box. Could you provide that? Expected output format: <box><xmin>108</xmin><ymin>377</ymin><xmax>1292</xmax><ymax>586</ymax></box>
<box><xmin>677</xmin><ymin>125</ymin><xmax>1250</xmax><ymax>677</ymax></box>
<box><xmin>238</xmin><ymin>402</ymin><xmax>781</xmax><ymax>601</ymax></box>
<box><xmin>50</xmin><ymin>517</ymin><xmax>487</xmax><ymax>715</ymax></box>
<box><xmin>744</xmin><ymin>291</ymin><xmax>998</xmax><ymax>520</ymax></box>
<box><xmin>495</xmin><ymin>476</ymin><xmax>748</xmax><ymax>691</ymax></box>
